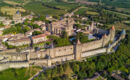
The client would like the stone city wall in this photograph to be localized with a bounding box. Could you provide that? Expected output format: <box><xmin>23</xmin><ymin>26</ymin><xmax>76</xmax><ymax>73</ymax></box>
<box><xmin>0</xmin><ymin>28</ymin><xmax>120</xmax><ymax>71</ymax></box>
<box><xmin>0</xmin><ymin>62</ymin><xmax>29</xmax><ymax>71</ymax></box>
<box><xmin>81</xmin><ymin>48</ymin><xmax>107</xmax><ymax>58</ymax></box>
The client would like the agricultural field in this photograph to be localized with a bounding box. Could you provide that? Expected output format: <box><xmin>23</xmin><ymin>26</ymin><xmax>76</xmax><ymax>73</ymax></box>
<box><xmin>86</xmin><ymin>11</ymin><xmax>99</xmax><ymax>15</ymax></box>
<box><xmin>24</xmin><ymin>1</ymin><xmax>66</xmax><ymax>16</ymax></box>
<box><xmin>74</xmin><ymin>7</ymin><xmax>88</xmax><ymax>15</ymax></box>
<box><xmin>3</xmin><ymin>0</ymin><xmax>21</xmax><ymax>6</ymax></box>
<box><xmin>88</xmin><ymin>0</ymin><xmax>130</xmax><ymax>8</ymax></box>
<box><xmin>74</xmin><ymin>7</ymin><xmax>97</xmax><ymax>15</ymax></box>
<box><xmin>0</xmin><ymin>0</ymin><xmax>67</xmax><ymax>16</ymax></box>
<box><xmin>42</xmin><ymin>1</ymin><xmax>79</xmax><ymax>11</ymax></box>
<box><xmin>0</xmin><ymin>67</ymin><xmax>41</xmax><ymax>80</ymax></box>
<box><xmin>0</xmin><ymin>6</ymin><xmax>26</xmax><ymax>16</ymax></box>
<box><xmin>24</xmin><ymin>0</ymin><xmax>79</xmax><ymax>16</ymax></box>
<box><xmin>0</xmin><ymin>0</ymin><xmax>31</xmax><ymax>5</ymax></box>
<box><xmin>0</xmin><ymin>0</ymin><xmax>79</xmax><ymax>16</ymax></box>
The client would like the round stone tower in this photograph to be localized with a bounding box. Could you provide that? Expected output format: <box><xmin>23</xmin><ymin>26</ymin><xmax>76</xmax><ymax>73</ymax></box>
<box><xmin>110</xmin><ymin>25</ymin><xmax>115</xmax><ymax>42</ymax></box>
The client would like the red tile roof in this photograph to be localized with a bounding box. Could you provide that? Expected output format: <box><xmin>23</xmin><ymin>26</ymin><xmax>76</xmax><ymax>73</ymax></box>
<box><xmin>32</xmin><ymin>34</ymin><xmax>46</xmax><ymax>39</ymax></box>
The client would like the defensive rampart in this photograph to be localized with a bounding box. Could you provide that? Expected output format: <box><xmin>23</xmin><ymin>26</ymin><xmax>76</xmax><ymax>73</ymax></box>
<box><xmin>0</xmin><ymin>28</ymin><xmax>126</xmax><ymax>71</ymax></box>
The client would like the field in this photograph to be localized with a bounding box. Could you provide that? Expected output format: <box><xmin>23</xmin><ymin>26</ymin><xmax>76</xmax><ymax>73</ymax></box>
<box><xmin>88</xmin><ymin>0</ymin><xmax>130</xmax><ymax>8</ymax></box>
<box><xmin>86</xmin><ymin>11</ymin><xmax>99</xmax><ymax>15</ymax></box>
<box><xmin>75</xmin><ymin>7</ymin><xmax>88</xmax><ymax>15</ymax></box>
<box><xmin>42</xmin><ymin>1</ymin><xmax>79</xmax><ymax>11</ymax></box>
<box><xmin>24</xmin><ymin>1</ymin><xmax>66</xmax><ymax>16</ymax></box>
<box><xmin>24</xmin><ymin>1</ymin><xmax>79</xmax><ymax>16</ymax></box>
<box><xmin>74</xmin><ymin>7</ymin><xmax>98</xmax><ymax>15</ymax></box>
<box><xmin>3</xmin><ymin>0</ymin><xmax>21</xmax><ymax>6</ymax></box>
<box><xmin>0</xmin><ymin>6</ymin><xmax>26</xmax><ymax>16</ymax></box>
<box><xmin>0</xmin><ymin>67</ymin><xmax>41</xmax><ymax>80</ymax></box>
<box><xmin>0</xmin><ymin>0</ymin><xmax>79</xmax><ymax>16</ymax></box>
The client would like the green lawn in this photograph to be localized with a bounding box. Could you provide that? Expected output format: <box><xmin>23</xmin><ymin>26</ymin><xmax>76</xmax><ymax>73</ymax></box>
<box><xmin>0</xmin><ymin>67</ymin><xmax>41</xmax><ymax>80</ymax></box>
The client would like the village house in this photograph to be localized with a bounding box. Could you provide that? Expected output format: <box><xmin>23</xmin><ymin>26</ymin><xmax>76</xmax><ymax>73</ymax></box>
<box><xmin>2</xmin><ymin>19</ymin><xmax>12</xmax><ymax>26</ymax></box>
<box><xmin>13</xmin><ymin>11</ymin><xmax>23</xmax><ymax>24</ymax></box>
<box><xmin>8</xmin><ymin>34</ymin><xmax>25</xmax><ymax>41</ymax></box>
<box><xmin>0</xmin><ymin>27</ymin><xmax>4</xmax><ymax>36</ymax></box>
<box><xmin>0</xmin><ymin>17</ymin><xmax>6</xmax><ymax>22</ymax></box>
<box><xmin>7</xmin><ymin>37</ymin><xmax>31</xmax><ymax>47</ymax></box>
<box><xmin>34</xmin><ymin>21</ymin><xmax>45</xmax><ymax>26</ymax></box>
<box><xmin>7</xmin><ymin>31</ymin><xmax>51</xmax><ymax>47</ymax></box>
<box><xmin>24</xmin><ymin>15</ymin><xmax>33</xmax><ymax>20</ymax></box>
<box><xmin>25</xmin><ymin>29</ymin><xmax>42</xmax><ymax>37</ymax></box>
<box><xmin>41</xmin><ymin>24</ymin><xmax>46</xmax><ymax>31</ymax></box>
<box><xmin>32</xmin><ymin>33</ymin><xmax>49</xmax><ymax>44</ymax></box>
<box><xmin>46</xmin><ymin>15</ymin><xmax>53</xmax><ymax>20</ymax></box>
<box><xmin>0</xmin><ymin>40</ymin><xmax>6</xmax><ymax>50</ymax></box>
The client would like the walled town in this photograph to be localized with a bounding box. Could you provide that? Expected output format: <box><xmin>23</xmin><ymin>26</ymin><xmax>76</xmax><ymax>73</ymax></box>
<box><xmin>0</xmin><ymin>9</ymin><xmax>126</xmax><ymax>72</ymax></box>
<box><xmin>0</xmin><ymin>0</ymin><xmax>130</xmax><ymax>80</ymax></box>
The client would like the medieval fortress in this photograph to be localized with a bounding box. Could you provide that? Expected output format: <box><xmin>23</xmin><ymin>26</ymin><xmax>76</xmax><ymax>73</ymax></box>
<box><xmin>0</xmin><ymin>25</ymin><xmax>126</xmax><ymax>71</ymax></box>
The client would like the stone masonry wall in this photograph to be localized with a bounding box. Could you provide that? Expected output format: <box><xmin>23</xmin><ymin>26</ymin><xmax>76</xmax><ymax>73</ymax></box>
<box><xmin>0</xmin><ymin>28</ymin><xmax>118</xmax><ymax>71</ymax></box>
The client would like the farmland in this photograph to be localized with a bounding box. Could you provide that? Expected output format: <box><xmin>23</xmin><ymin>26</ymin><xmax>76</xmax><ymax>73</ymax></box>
<box><xmin>0</xmin><ymin>6</ymin><xmax>26</xmax><ymax>16</ymax></box>
<box><xmin>88</xmin><ymin>0</ymin><xmax>130</xmax><ymax>8</ymax></box>
<box><xmin>24</xmin><ymin>1</ymin><xmax>66</xmax><ymax>16</ymax></box>
<box><xmin>0</xmin><ymin>0</ymin><xmax>79</xmax><ymax>16</ymax></box>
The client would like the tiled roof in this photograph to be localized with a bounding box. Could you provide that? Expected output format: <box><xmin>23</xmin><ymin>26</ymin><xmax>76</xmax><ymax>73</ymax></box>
<box><xmin>9</xmin><ymin>37</ymin><xmax>30</xmax><ymax>43</ymax></box>
<box><xmin>32</xmin><ymin>34</ymin><xmax>46</xmax><ymax>39</ymax></box>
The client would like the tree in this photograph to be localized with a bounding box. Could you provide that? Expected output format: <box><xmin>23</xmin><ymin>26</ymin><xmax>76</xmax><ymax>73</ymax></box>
<box><xmin>32</xmin><ymin>31</ymin><xmax>42</xmax><ymax>36</ymax></box>
<box><xmin>71</xmin><ymin>63</ymin><xmax>79</xmax><ymax>73</ymax></box>
<box><xmin>61</xmin><ymin>31</ymin><xmax>68</xmax><ymax>38</ymax></box>
<box><xmin>59</xmin><ymin>65</ymin><xmax>64</xmax><ymax>75</ymax></box>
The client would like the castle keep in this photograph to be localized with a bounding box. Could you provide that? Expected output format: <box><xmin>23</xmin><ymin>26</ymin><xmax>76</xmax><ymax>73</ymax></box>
<box><xmin>0</xmin><ymin>27</ymin><xmax>126</xmax><ymax>71</ymax></box>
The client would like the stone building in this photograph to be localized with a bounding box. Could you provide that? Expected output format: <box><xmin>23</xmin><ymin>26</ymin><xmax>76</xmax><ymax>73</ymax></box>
<box><xmin>0</xmin><ymin>26</ymin><xmax>126</xmax><ymax>71</ymax></box>
<box><xmin>7</xmin><ymin>32</ymin><xmax>50</xmax><ymax>47</ymax></box>
<box><xmin>47</xmin><ymin>18</ymin><xmax>75</xmax><ymax>36</ymax></box>
<box><xmin>7</xmin><ymin>37</ymin><xmax>31</xmax><ymax>47</ymax></box>
<box><xmin>34</xmin><ymin>21</ymin><xmax>45</xmax><ymax>26</ymax></box>
<box><xmin>13</xmin><ymin>11</ymin><xmax>22</xmax><ymax>24</ymax></box>
<box><xmin>32</xmin><ymin>33</ymin><xmax>48</xmax><ymax>44</ymax></box>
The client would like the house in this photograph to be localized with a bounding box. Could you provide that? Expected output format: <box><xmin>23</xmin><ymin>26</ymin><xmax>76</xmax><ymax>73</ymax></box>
<box><xmin>25</xmin><ymin>29</ymin><xmax>41</xmax><ymax>37</ymax></box>
<box><xmin>34</xmin><ymin>21</ymin><xmax>45</xmax><ymax>26</ymax></box>
<box><xmin>7</xmin><ymin>37</ymin><xmax>31</xmax><ymax>47</ymax></box>
<box><xmin>2</xmin><ymin>19</ymin><xmax>12</xmax><ymax>26</ymax></box>
<box><xmin>8</xmin><ymin>33</ymin><xmax>25</xmax><ymax>41</ymax></box>
<box><xmin>13</xmin><ymin>11</ymin><xmax>23</xmax><ymax>24</ymax></box>
<box><xmin>32</xmin><ymin>33</ymin><xmax>48</xmax><ymax>44</ymax></box>
<box><xmin>46</xmin><ymin>15</ymin><xmax>53</xmax><ymax>20</ymax></box>
<box><xmin>41</xmin><ymin>24</ymin><xmax>46</xmax><ymax>31</ymax></box>
<box><xmin>0</xmin><ymin>40</ymin><xmax>6</xmax><ymax>50</ymax></box>
<box><xmin>24</xmin><ymin>15</ymin><xmax>33</xmax><ymax>20</ymax></box>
